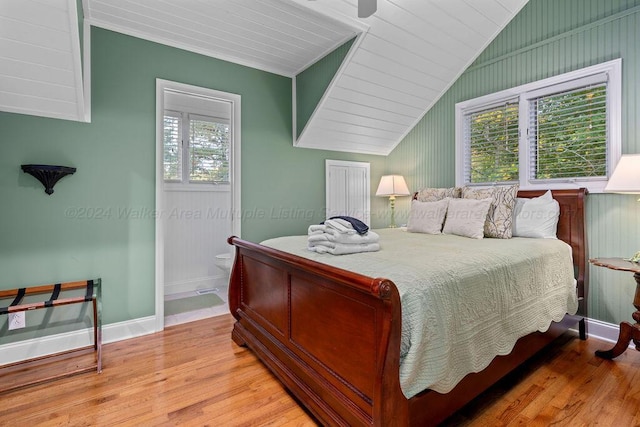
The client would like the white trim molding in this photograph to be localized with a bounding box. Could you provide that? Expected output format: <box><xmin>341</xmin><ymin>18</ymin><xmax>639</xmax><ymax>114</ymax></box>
<box><xmin>0</xmin><ymin>316</ymin><xmax>157</xmax><ymax>366</ymax></box>
<box><xmin>81</xmin><ymin>16</ymin><xmax>92</xmax><ymax>122</ymax></box>
<box><xmin>581</xmin><ymin>317</ymin><xmax>627</xmax><ymax>345</ymax></box>
<box><xmin>1</xmin><ymin>316</ymin><xmax>626</xmax><ymax>368</ymax></box>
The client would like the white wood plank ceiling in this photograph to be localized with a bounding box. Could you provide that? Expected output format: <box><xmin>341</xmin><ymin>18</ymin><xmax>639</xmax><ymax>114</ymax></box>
<box><xmin>293</xmin><ymin>0</ymin><xmax>529</xmax><ymax>155</ymax></box>
<box><xmin>85</xmin><ymin>0</ymin><xmax>359</xmax><ymax>77</ymax></box>
<box><xmin>1</xmin><ymin>0</ymin><xmax>528</xmax><ymax>155</ymax></box>
<box><xmin>0</xmin><ymin>0</ymin><xmax>86</xmax><ymax>121</ymax></box>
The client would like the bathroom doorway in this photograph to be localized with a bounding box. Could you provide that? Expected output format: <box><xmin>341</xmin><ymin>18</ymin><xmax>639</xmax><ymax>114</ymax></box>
<box><xmin>155</xmin><ymin>80</ymin><xmax>241</xmax><ymax>330</ymax></box>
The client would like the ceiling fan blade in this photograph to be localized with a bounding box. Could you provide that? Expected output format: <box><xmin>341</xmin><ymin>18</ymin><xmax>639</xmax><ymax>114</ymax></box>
<box><xmin>358</xmin><ymin>0</ymin><xmax>377</xmax><ymax>18</ymax></box>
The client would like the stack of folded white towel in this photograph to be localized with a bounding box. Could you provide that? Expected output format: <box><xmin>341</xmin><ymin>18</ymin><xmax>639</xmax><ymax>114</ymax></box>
<box><xmin>308</xmin><ymin>218</ymin><xmax>380</xmax><ymax>255</ymax></box>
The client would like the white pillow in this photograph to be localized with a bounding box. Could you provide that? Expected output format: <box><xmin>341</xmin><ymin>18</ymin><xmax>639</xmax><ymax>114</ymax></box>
<box><xmin>407</xmin><ymin>198</ymin><xmax>449</xmax><ymax>234</ymax></box>
<box><xmin>512</xmin><ymin>190</ymin><xmax>560</xmax><ymax>238</ymax></box>
<box><xmin>442</xmin><ymin>198</ymin><xmax>492</xmax><ymax>239</ymax></box>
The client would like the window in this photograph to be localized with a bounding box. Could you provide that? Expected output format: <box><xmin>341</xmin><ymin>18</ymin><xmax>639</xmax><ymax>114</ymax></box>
<box><xmin>464</xmin><ymin>99</ymin><xmax>519</xmax><ymax>184</ymax></box>
<box><xmin>162</xmin><ymin>90</ymin><xmax>232</xmax><ymax>190</ymax></box>
<box><xmin>456</xmin><ymin>59</ymin><xmax>621</xmax><ymax>193</ymax></box>
<box><xmin>163</xmin><ymin>112</ymin><xmax>182</xmax><ymax>181</ymax></box>
<box><xmin>187</xmin><ymin>116</ymin><xmax>229</xmax><ymax>182</ymax></box>
<box><xmin>163</xmin><ymin>111</ymin><xmax>230</xmax><ymax>184</ymax></box>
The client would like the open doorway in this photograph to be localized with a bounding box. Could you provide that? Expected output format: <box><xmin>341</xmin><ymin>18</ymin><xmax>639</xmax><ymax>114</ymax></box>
<box><xmin>155</xmin><ymin>80</ymin><xmax>241</xmax><ymax>331</ymax></box>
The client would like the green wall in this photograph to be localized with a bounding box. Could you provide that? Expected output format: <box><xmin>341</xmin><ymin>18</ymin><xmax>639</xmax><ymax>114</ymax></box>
<box><xmin>295</xmin><ymin>37</ymin><xmax>355</xmax><ymax>138</ymax></box>
<box><xmin>0</xmin><ymin>27</ymin><xmax>383</xmax><ymax>339</ymax></box>
<box><xmin>388</xmin><ymin>0</ymin><xmax>640</xmax><ymax>325</ymax></box>
<box><xmin>294</xmin><ymin>36</ymin><xmax>398</xmax><ymax>227</ymax></box>
<box><xmin>7</xmin><ymin>0</ymin><xmax>632</xmax><ymax>341</ymax></box>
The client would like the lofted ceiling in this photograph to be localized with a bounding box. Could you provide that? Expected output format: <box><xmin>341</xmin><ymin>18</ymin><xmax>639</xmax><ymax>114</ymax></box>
<box><xmin>291</xmin><ymin>0</ymin><xmax>529</xmax><ymax>155</ymax></box>
<box><xmin>85</xmin><ymin>0</ymin><xmax>359</xmax><ymax>77</ymax></box>
<box><xmin>1</xmin><ymin>0</ymin><xmax>529</xmax><ymax>155</ymax></box>
<box><xmin>0</xmin><ymin>0</ymin><xmax>87</xmax><ymax>122</ymax></box>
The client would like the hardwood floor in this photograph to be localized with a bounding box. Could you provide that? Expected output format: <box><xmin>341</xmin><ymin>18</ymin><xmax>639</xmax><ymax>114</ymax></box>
<box><xmin>1</xmin><ymin>315</ymin><xmax>639</xmax><ymax>426</ymax></box>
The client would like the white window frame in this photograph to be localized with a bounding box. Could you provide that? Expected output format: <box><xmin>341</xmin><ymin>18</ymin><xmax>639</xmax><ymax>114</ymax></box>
<box><xmin>455</xmin><ymin>58</ymin><xmax>621</xmax><ymax>193</ymax></box>
<box><xmin>158</xmin><ymin>93</ymin><xmax>234</xmax><ymax>192</ymax></box>
<box><xmin>163</xmin><ymin>110</ymin><xmax>231</xmax><ymax>190</ymax></box>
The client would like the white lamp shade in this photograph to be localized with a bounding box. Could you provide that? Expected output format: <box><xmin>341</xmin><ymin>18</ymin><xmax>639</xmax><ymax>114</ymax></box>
<box><xmin>604</xmin><ymin>154</ymin><xmax>640</xmax><ymax>193</ymax></box>
<box><xmin>376</xmin><ymin>175</ymin><xmax>410</xmax><ymax>197</ymax></box>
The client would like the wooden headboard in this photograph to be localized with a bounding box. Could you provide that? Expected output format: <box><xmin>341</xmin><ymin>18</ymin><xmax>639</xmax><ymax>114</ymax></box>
<box><xmin>411</xmin><ymin>188</ymin><xmax>589</xmax><ymax>319</ymax></box>
<box><xmin>518</xmin><ymin>189</ymin><xmax>588</xmax><ymax>320</ymax></box>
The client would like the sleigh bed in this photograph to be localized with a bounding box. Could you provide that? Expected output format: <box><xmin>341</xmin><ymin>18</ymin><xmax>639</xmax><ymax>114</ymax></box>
<box><xmin>228</xmin><ymin>188</ymin><xmax>588</xmax><ymax>426</ymax></box>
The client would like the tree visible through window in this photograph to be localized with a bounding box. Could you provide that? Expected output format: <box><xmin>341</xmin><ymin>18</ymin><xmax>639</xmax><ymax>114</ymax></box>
<box><xmin>163</xmin><ymin>112</ymin><xmax>230</xmax><ymax>184</ymax></box>
<box><xmin>531</xmin><ymin>85</ymin><xmax>607</xmax><ymax>180</ymax></box>
<box><xmin>467</xmin><ymin>101</ymin><xmax>519</xmax><ymax>183</ymax></box>
<box><xmin>189</xmin><ymin>119</ymin><xmax>229</xmax><ymax>182</ymax></box>
<box><xmin>456</xmin><ymin>59</ymin><xmax>620</xmax><ymax>192</ymax></box>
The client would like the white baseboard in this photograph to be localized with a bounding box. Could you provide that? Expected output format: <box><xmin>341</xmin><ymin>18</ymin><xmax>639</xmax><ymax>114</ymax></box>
<box><xmin>0</xmin><ymin>316</ymin><xmax>629</xmax><ymax>367</ymax></box>
<box><xmin>579</xmin><ymin>317</ymin><xmax>625</xmax><ymax>345</ymax></box>
<box><xmin>164</xmin><ymin>274</ymin><xmax>229</xmax><ymax>296</ymax></box>
<box><xmin>0</xmin><ymin>315</ymin><xmax>157</xmax><ymax>366</ymax></box>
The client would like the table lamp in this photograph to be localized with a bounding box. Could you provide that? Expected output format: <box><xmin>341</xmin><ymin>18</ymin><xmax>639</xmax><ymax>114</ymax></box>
<box><xmin>605</xmin><ymin>154</ymin><xmax>640</xmax><ymax>262</ymax></box>
<box><xmin>376</xmin><ymin>175</ymin><xmax>410</xmax><ymax>228</ymax></box>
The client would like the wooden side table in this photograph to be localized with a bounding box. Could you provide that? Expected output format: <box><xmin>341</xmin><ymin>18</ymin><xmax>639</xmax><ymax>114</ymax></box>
<box><xmin>589</xmin><ymin>258</ymin><xmax>640</xmax><ymax>359</ymax></box>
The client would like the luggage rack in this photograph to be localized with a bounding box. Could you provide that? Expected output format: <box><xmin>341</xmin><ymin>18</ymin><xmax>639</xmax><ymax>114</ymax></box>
<box><xmin>0</xmin><ymin>279</ymin><xmax>102</xmax><ymax>393</ymax></box>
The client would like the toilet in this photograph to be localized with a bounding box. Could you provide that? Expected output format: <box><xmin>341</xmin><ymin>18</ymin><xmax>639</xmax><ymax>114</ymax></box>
<box><xmin>215</xmin><ymin>253</ymin><xmax>232</xmax><ymax>274</ymax></box>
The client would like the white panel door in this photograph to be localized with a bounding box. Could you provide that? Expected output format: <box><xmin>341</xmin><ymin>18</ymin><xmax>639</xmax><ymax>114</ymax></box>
<box><xmin>325</xmin><ymin>160</ymin><xmax>370</xmax><ymax>225</ymax></box>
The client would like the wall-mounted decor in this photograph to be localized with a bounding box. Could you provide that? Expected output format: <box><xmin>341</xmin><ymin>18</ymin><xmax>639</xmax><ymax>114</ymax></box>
<box><xmin>21</xmin><ymin>164</ymin><xmax>76</xmax><ymax>195</ymax></box>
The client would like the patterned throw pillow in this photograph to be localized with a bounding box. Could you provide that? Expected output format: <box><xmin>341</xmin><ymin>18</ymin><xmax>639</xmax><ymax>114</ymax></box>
<box><xmin>416</xmin><ymin>187</ymin><xmax>461</xmax><ymax>202</ymax></box>
<box><xmin>461</xmin><ymin>184</ymin><xmax>519</xmax><ymax>239</ymax></box>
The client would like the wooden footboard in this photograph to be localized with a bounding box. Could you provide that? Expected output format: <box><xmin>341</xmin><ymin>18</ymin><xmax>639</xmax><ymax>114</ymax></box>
<box><xmin>228</xmin><ymin>236</ymin><xmax>407</xmax><ymax>426</ymax></box>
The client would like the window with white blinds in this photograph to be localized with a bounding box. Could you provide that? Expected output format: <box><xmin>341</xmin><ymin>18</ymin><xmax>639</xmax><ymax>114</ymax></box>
<box><xmin>527</xmin><ymin>81</ymin><xmax>607</xmax><ymax>181</ymax></box>
<box><xmin>455</xmin><ymin>59</ymin><xmax>621</xmax><ymax>193</ymax></box>
<box><xmin>464</xmin><ymin>100</ymin><xmax>519</xmax><ymax>184</ymax></box>
<box><xmin>189</xmin><ymin>116</ymin><xmax>230</xmax><ymax>183</ymax></box>
<box><xmin>163</xmin><ymin>112</ymin><xmax>182</xmax><ymax>181</ymax></box>
<box><xmin>162</xmin><ymin>111</ymin><xmax>230</xmax><ymax>184</ymax></box>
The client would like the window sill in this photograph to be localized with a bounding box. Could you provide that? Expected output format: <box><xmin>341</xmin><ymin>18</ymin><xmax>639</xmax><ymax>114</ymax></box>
<box><xmin>460</xmin><ymin>179</ymin><xmax>608</xmax><ymax>194</ymax></box>
<box><xmin>163</xmin><ymin>183</ymin><xmax>231</xmax><ymax>192</ymax></box>
<box><xmin>518</xmin><ymin>180</ymin><xmax>607</xmax><ymax>194</ymax></box>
